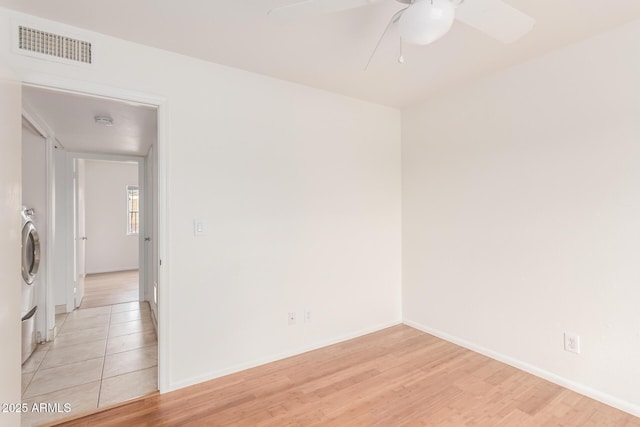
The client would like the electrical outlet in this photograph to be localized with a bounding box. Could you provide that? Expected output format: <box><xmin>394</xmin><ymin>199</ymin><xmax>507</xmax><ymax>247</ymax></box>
<box><xmin>288</xmin><ymin>312</ymin><xmax>296</xmax><ymax>326</ymax></box>
<box><xmin>304</xmin><ymin>309</ymin><xmax>311</xmax><ymax>323</ymax></box>
<box><xmin>564</xmin><ymin>332</ymin><xmax>581</xmax><ymax>354</ymax></box>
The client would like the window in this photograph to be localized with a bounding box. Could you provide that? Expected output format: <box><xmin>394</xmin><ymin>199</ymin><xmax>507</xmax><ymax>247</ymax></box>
<box><xmin>127</xmin><ymin>185</ymin><xmax>139</xmax><ymax>235</ymax></box>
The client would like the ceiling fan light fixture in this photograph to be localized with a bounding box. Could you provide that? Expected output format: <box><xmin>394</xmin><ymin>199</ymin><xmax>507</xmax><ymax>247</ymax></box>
<box><xmin>398</xmin><ymin>0</ymin><xmax>455</xmax><ymax>45</ymax></box>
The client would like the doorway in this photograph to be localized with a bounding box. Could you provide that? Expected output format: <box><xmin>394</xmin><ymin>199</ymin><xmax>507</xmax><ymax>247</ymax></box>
<box><xmin>74</xmin><ymin>158</ymin><xmax>141</xmax><ymax>310</ymax></box>
<box><xmin>20</xmin><ymin>85</ymin><xmax>161</xmax><ymax>426</ymax></box>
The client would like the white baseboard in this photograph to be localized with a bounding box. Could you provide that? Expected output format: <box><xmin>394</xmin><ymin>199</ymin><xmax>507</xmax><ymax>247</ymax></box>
<box><xmin>49</xmin><ymin>325</ymin><xmax>58</xmax><ymax>341</ymax></box>
<box><xmin>150</xmin><ymin>307</ymin><xmax>158</xmax><ymax>335</ymax></box>
<box><xmin>168</xmin><ymin>319</ymin><xmax>402</xmax><ymax>392</ymax></box>
<box><xmin>86</xmin><ymin>266</ymin><xmax>139</xmax><ymax>275</ymax></box>
<box><xmin>403</xmin><ymin>318</ymin><xmax>640</xmax><ymax>418</ymax></box>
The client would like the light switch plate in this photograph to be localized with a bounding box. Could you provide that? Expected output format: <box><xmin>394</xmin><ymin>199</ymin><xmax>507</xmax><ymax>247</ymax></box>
<box><xmin>193</xmin><ymin>219</ymin><xmax>205</xmax><ymax>236</ymax></box>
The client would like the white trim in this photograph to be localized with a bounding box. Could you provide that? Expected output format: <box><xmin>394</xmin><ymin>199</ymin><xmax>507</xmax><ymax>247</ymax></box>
<box><xmin>22</xmin><ymin>104</ymin><xmax>50</xmax><ymax>139</ymax></box>
<box><xmin>18</xmin><ymin>75</ymin><xmax>169</xmax><ymax>393</ymax></box>
<box><xmin>402</xmin><ymin>318</ymin><xmax>640</xmax><ymax>418</ymax></box>
<box><xmin>141</xmin><ymin>146</ymin><xmax>158</xmax><ymax>319</ymax></box>
<box><xmin>21</xmin><ymin>109</ymin><xmax>56</xmax><ymax>343</ymax></box>
<box><xmin>156</xmin><ymin>100</ymin><xmax>169</xmax><ymax>394</ymax></box>
<box><xmin>137</xmin><ymin>160</ymin><xmax>145</xmax><ymax>304</ymax></box>
<box><xmin>85</xmin><ymin>267</ymin><xmax>140</xmax><ymax>275</ymax></box>
<box><xmin>66</xmin><ymin>151</ymin><xmax>143</xmax><ymax>163</ymax></box>
<box><xmin>22</xmin><ymin>103</ymin><xmax>64</xmax><ymax>150</ymax></box>
<box><xmin>44</xmin><ymin>135</ymin><xmax>55</xmax><ymax>340</ymax></box>
<box><xmin>64</xmin><ymin>154</ymin><xmax>74</xmax><ymax>313</ymax></box>
<box><xmin>71</xmin><ymin>156</ymin><xmax>83</xmax><ymax>309</ymax></box>
<box><xmin>65</xmin><ymin>152</ymin><xmax>144</xmax><ymax>310</ymax></box>
<box><xmin>21</xmin><ymin>75</ymin><xmax>164</xmax><ymax>109</ymax></box>
<box><xmin>168</xmin><ymin>319</ymin><xmax>402</xmax><ymax>392</ymax></box>
<box><xmin>142</xmin><ymin>149</ymin><xmax>150</xmax><ymax>305</ymax></box>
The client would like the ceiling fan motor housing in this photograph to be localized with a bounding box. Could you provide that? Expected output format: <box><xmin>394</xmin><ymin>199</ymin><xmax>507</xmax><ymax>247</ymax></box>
<box><xmin>398</xmin><ymin>0</ymin><xmax>456</xmax><ymax>45</ymax></box>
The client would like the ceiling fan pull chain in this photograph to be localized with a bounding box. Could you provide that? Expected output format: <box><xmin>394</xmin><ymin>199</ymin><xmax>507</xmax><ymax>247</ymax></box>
<box><xmin>398</xmin><ymin>37</ymin><xmax>405</xmax><ymax>64</ymax></box>
<box><xmin>364</xmin><ymin>6</ymin><xmax>408</xmax><ymax>71</ymax></box>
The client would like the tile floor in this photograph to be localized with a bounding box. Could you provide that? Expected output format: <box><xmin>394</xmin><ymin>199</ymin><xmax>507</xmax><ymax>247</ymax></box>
<box><xmin>21</xmin><ymin>301</ymin><xmax>158</xmax><ymax>427</ymax></box>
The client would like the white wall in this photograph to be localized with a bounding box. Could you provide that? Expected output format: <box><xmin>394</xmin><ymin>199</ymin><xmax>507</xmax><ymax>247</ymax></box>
<box><xmin>21</xmin><ymin>122</ymin><xmax>47</xmax><ymax>336</ymax></box>
<box><xmin>0</xmin><ymin>8</ymin><xmax>402</xmax><ymax>393</ymax></box>
<box><xmin>0</xmin><ymin>67</ymin><xmax>23</xmax><ymax>427</ymax></box>
<box><xmin>21</xmin><ymin>123</ymin><xmax>46</xmax><ymax>231</ymax></box>
<box><xmin>402</xmin><ymin>19</ymin><xmax>640</xmax><ymax>415</ymax></box>
<box><xmin>145</xmin><ymin>146</ymin><xmax>159</xmax><ymax>322</ymax></box>
<box><xmin>76</xmin><ymin>158</ymin><xmax>86</xmax><ymax>302</ymax></box>
<box><xmin>83</xmin><ymin>160</ymin><xmax>139</xmax><ymax>274</ymax></box>
<box><xmin>52</xmin><ymin>148</ymin><xmax>67</xmax><ymax>308</ymax></box>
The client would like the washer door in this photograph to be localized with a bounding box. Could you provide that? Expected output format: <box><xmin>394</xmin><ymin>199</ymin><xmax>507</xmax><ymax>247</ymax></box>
<box><xmin>22</xmin><ymin>221</ymin><xmax>40</xmax><ymax>284</ymax></box>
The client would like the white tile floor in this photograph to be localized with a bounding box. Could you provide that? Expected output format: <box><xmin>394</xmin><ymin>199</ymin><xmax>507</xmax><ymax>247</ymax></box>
<box><xmin>21</xmin><ymin>301</ymin><xmax>158</xmax><ymax>427</ymax></box>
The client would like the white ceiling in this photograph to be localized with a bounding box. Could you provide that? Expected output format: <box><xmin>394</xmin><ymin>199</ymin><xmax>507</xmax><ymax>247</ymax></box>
<box><xmin>4</xmin><ymin>1</ymin><xmax>640</xmax><ymax>107</ymax></box>
<box><xmin>23</xmin><ymin>86</ymin><xmax>157</xmax><ymax>156</ymax></box>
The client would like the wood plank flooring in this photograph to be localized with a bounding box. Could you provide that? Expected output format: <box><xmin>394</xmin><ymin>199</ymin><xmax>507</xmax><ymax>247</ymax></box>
<box><xmin>51</xmin><ymin>325</ymin><xmax>640</xmax><ymax>426</ymax></box>
<box><xmin>80</xmin><ymin>270</ymin><xmax>139</xmax><ymax>309</ymax></box>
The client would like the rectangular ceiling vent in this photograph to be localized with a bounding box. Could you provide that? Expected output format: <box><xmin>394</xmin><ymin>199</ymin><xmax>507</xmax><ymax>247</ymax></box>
<box><xmin>18</xmin><ymin>26</ymin><xmax>92</xmax><ymax>64</ymax></box>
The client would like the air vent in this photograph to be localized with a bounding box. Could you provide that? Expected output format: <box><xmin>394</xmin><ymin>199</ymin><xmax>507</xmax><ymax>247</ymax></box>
<box><xmin>18</xmin><ymin>26</ymin><xmax>92</xmax><ymax>64</ymax></box>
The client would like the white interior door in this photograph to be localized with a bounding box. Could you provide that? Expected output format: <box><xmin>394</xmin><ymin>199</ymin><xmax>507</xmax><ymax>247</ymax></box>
<box><xmin>152</xmin><ymin>154</ymin><xmax>158</xmax><ymax>316</ymax></box>
<box><xmin>144</xmin><ymin>147</ymin><xmax>158</xmax><ymax>320</ymax></box>
<box><xmin>74</xmin><ymin>159</ymin><xmax>86</xmax><ymax>308</ymax></box>
<box><xmin>0</xmin><ymin>67</ymin><xmax>23</xmax><ymax>424</ymax></box>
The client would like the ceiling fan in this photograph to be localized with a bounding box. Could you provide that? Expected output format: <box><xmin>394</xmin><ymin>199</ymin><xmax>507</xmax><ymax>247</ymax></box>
<box><xmin>268</xmin><ymin>0</ymin><xmax>536</xmax><ymax>69</ymax></box>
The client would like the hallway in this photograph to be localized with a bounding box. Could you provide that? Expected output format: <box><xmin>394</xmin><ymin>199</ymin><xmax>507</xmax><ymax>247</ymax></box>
<box><xmin>21</xmin><ymin>271</ymin><xmax>157</xmax><ymax>426</ymax></box>
<box><xmin>80</xmin><ymin>270</ymin><xmax>139</xmax><ymax>309</ymax></box>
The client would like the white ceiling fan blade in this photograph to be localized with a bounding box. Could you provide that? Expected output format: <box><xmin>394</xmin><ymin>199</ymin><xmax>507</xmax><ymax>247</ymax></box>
<box><xmin>365</xmin><ymin>7</ymin><xmax>407</xmax><ymax>71</ymax></box>
<box><xmin>455</xmin><ymin>0</ymin><xmax>536</xmax><ymax>44</ymax></box>
<box><xmin>268</xmin><ymin>0</ymin><xmax>383</xmax><ymax>20</ymax></box>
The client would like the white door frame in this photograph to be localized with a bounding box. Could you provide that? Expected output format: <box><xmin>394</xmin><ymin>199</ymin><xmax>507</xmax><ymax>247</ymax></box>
<box><xmin>21</xmin><ymin>76</ymin><xmax>170</xmax><ymax>394</ymax></box>
<box><xmin>142</xmin><ymin>147</ymin><xmax>158</xmax><ymax>324</ymax></box>
<box><xmin>65</xmin><ymin>152</ymin><xmax>144</xmax><ymax>310</ymax></box>
<box><xmin>21</xmin><ymin>105</ymin><xmax>57</xmax><ymax>342</ymax></box>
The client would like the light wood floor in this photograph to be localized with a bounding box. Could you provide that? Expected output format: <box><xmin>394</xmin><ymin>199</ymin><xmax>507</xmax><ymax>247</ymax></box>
<box><xmin>80</xmin><ymin>270</ymin><xmax>139</xmax><ymax>309</ymax></box>
<box><xmin>52</xmin><ymin>325</ymin><xmax>639</xmax><ymax>426</ymax></box>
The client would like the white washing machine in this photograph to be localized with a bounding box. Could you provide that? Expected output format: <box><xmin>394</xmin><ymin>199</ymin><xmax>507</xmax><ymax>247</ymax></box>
<box><xmin>21</xmin><ymin>207</ymin><xmax>40</xmax><ymax>364</ymax></box>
